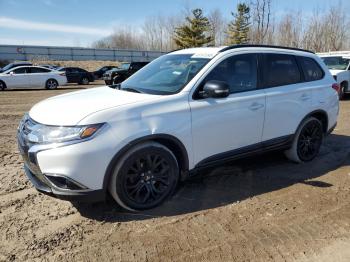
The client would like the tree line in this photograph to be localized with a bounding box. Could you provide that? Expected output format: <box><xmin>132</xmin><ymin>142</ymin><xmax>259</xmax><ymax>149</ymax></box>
<box><xmin>93</xmin><ymin>0</ymin><xmax>350</xmax><ymax>53</ymax></box>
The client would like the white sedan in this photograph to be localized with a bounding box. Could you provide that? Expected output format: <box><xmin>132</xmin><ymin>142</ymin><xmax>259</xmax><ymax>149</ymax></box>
<box><xmin>0</xmin><ymin>66</ymin><xmax>67</xmax><ymax>90</ymax></box>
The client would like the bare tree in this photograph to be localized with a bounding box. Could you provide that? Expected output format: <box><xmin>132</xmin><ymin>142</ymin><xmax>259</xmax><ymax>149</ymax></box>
<box><xmin>276</xmin><ymin>10</ymin><xmax>303</xmax><ymax>48</ymax></box>
<box><xmin>249</xmin><ymin>0</ymin><xmax>272</xmax><ymax>44</ymax></box>
<box><xmin>208</xmin><ymin>9</ymin><xmax>226</xmax><ymax>46</ymax></box>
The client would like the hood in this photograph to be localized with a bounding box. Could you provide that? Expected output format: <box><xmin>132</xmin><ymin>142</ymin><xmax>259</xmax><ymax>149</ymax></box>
<box><xmin>329</xmin><ymin>69</ymin><xmax>345</xmax><ymax>76</ymax></box>
<box><xmin>29</xmin><ymin>86</ymin><xmax>158</xmax><ymax>125</ymax></box>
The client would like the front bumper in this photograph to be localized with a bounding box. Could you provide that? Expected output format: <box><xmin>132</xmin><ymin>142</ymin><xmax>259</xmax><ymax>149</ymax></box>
<box><xmin>102</xmin><ymin>75</ymin><xmax>112</xmax><ymax>81</ymax></box>
<box><xmin>16</xmin><ymin>116</ymin><xmax>116</xmax><ymax>202</ymax></box>
<box><xmin>23</xmin><ymin>165</ymin><xmax>105</xmax><ymax>202</ymax></box>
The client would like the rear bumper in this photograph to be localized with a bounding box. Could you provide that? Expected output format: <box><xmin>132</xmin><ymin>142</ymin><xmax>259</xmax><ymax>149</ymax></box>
<box><xmin>24</xmin><ymin>165</ymin><xmax>105</xmax><ymax>202</ymax></box>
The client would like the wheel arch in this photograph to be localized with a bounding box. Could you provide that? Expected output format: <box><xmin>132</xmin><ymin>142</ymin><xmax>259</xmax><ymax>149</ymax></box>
<box><xmin>297</xmin><ymin>109</ymin><xmax>329</xmax><ymax>134</ymax></box>
<box><xmin>102</xmin><ymin>134</ymin><xmax>189</xmax><ymax>192</ymax></box>
<box><xmin>0</xmin><ymin>80</ymin><xmax>7</xmax><ymax>90</ymax></box>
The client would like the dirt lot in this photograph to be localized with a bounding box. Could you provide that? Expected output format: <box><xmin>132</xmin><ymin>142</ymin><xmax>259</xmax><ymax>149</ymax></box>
<box><xmin>0</xmin><ymin>82</ymin><xmax>349</xmax><ymax>261</ymax></box>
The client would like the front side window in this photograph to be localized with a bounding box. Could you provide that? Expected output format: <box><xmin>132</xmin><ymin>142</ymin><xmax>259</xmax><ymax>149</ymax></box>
<box><xmin>201</xmin><ymin>53</ymin><xmax>258</xmax><ymax>94</ymax></box>
<box><xmin>297</xmin><ymin>56</ymin><xmax>324</xmax><ymax>81</ymax></box>
<box><xmin>12</xmin><ymin>67</ymin><xmax>29</xmax><ymax>74</ymax></box>
<box><xmin>322</xmin><ymin>56</ymin><xmax>350</xmax><ymax>70</ymax></box>
<box><xmin>263</xmin><ymin>54</ymin><xmax>301</xmax><ymax>87</ymax></box>
<box><xmin>121</xmin><ymin>54</ymin><xmax>210</xmax><ymax>95</ymax></box>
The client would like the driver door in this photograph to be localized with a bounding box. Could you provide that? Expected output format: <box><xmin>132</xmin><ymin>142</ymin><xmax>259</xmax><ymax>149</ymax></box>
<box><xmin>5</xmin><ymin>67</ymin><xmax>31</xmax><ymax>89</ymax></box>
<box><xmin>189</xmin><ymin>53</ymin><xmax>266</xmax><ymax>166</ymax></box>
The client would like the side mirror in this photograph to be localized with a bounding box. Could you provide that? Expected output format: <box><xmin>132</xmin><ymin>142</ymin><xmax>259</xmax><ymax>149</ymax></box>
<box><xmin>202</xmin><ymin>80</ymin><xmax>230</xmax><ymax>98</ymax></box>
<box><xmin>9</xmin><ymin>71</ymin><xmax>14</xmax><ymax>75</ymax></box>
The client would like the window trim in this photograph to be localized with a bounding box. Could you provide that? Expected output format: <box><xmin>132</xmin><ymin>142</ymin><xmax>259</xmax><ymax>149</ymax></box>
<box><xmin>296</xmin><ymin>56</ymin><xmax>325</xmax><ymax>82</ymax></box>
<box><xmin>192</xmin><ymin>53</ymin><xmax>260</xmax><ymax>100</ymax></box>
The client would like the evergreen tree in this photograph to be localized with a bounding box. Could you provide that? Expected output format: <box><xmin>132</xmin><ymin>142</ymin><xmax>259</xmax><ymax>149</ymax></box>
<box><xmin>227</xmin><ymin>3</ymin><xmax>251</xmax><ymax>45</ymax></box>
<box><xmin>174</xmin><ymin>9</ymin><xmax>213</xmax><ymax>48</ymax></box>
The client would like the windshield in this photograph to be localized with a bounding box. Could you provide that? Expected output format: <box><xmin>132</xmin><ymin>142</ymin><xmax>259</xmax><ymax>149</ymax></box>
<box><xmin>322</xmin><ymin>56</ymin><xmax>350</xmax><ymax>70</ymax></box>
<box><xmin>120</xmin><ymin>63</ymin><xmax>130</xmax><ymax>70</ymax></box>
<box><xmin>120</xmin><ymin>54</ymin><xmax>210</xmax><ymax>95</ymax></box>
<box><xmin>2</xmin><ymin>63</ymin><xmax>14</xmax><ymax>71</ymax></box>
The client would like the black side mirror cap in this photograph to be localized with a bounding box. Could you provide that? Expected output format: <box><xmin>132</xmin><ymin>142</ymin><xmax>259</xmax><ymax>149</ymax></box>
<box><xmin>202</xmin><ymin>80</ymin><xmax>230</xmax><ymax>98</ymax></box>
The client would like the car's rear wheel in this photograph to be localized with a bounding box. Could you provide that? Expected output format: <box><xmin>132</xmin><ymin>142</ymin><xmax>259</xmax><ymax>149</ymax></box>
<box><xmin>80</xmin><ymin>77</ymin><xmax>89</xmax><ymax>85</ymax></box>
<box><xmin>109</xmin><ymin>142</ymin><xmax>179</xmax><ymax>211</ymax></box>
<box><xmin>0</xmin><ymin>81</ymin><xmax>6</xmax><ymax>91</ymax></box>
<box><xmin>45</xmin><ymin>79</ymin><xmax>58</xmax><ymax>90</ymax></box>
<box><xmin>285</xmin><ymin>117</ymin><xmax>323</xmax><ymax>163</ymax></box>
<box><xmin>339</xmin><ymin>83</ymin><xmax>346</xmax><ymax>100</ymax></box>
<box><xmin>104</xmin><ymin>80</ymin><xmax>111</xmax><ymax>85</ymax></box>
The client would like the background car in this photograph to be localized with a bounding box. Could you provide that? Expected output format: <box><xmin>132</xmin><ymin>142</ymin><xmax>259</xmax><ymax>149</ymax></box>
<box><xmin>93</xmin><ymin>65</ymin><xmax>118</xmax><ymax>79</ymax></box>
<box><xmin>57</xmin><ymin>67</ymin><xmax>94</xmax><ymax>85</ymax></box>
<box><xmin>39</xmin><ymin>64</ymin><xmax>59</xmax><ymax>70</ymax></box>
<box><xmin>0</xmin><ymin>61</ymin><xmax>32</xmax><ymax>73</ymax></box>
<box><xmin>318</xmin><ymin>53</ymin><xmax>350</xmax><ymax>99</ymax></box>
<box><xmin>102</xmin><ymin>62</ymin><xmax>148</xmax><ymax>85</ymax></box>
<box><xmin>0</xmin><ymin>66</ymin><xmax>67</xmax><ymax>90</ymax></box>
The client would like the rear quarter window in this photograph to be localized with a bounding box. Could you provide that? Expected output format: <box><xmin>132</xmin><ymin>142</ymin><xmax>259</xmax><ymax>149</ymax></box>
<box><xmin>297</xmin><ymin>56</ymin><xmax>324</xmax><ymax>81</ymax></box>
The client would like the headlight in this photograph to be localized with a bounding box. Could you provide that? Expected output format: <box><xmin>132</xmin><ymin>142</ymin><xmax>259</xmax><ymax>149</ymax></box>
<box><xmin>23</xmin><ymin>118</ymin><xmax>104</xmax><ymax>144</ymax></box>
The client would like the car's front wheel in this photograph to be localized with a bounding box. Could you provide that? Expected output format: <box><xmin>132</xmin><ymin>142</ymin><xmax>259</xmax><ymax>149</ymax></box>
<box><xmin>0</xmin><ymin>81</ymin><xmax>6</xmax><ymax>91</ymax></box>
<box><xmin>109</xmin><ymin>142</ymin><xmax>179</xmax><ymax>211</ymax></box>
<box><xmin>285</xmin><ymin>117</ymin><xmax>323</xmax><ymax>163</ymax></box>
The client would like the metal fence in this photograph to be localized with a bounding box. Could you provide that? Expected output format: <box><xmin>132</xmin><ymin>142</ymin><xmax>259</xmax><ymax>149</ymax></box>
<box><xmin>0</xmin><ymin>44</ymin><xmax>166</xmax><ymax>62</ymax></box>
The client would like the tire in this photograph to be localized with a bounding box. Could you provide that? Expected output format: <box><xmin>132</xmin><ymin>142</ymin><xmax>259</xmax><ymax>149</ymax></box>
<box><xmin>104</xmin><ymin>80</ymin><xmax>111</xmax><ymax>85</ymax></box>
<box><xmin>108</xmin><ymin>142</ymin><xmax>179</xmax><ymax>211</ymax></box>
<box><xmin>284</xmin><ymin>117</ymin><xmax>323</xmax><ymax>163</ymax></box>
<box><xmin>339</xmin><ymin>83</ymin><xmax>346</xmax><ymax>100</ymax></box>
<box><xmin>45</xmin><ymin>79</ymin><xmax>58</xmax><ymax>90</ymax></box>
<box><xmin>113</xmin><ymin>75</ymin><xmax>124</xmax><ymax>85</ymax></box>
<box><xmin>80</xmin><ymin>77</ymin><xmax>89</xmax><ymax>85</ymax></box>
<box><xmin>0</xmin><ymin>81</ymin><xmax>6</xmax><ymax>91</ymax></box>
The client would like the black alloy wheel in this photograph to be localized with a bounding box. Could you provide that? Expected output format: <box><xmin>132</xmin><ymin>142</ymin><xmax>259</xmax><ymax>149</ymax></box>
<box><xmin>112</xmin><ymin>143</ymin><xmax>179</xmax><ymax>210</ymax></box>
<box><xmin>297</xmin><ymin>119</ymin><xmax>323</xmax><ymax>162</ymax></box>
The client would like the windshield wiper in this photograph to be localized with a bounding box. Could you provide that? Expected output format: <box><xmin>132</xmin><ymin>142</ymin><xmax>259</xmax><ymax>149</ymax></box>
<box><xmin>121</xmin><ymin>87</ymin><xmax>142</xmax><ymax>93</ymax></box>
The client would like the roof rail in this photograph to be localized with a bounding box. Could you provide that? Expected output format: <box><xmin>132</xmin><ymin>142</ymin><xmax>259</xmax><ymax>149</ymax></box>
<box><xmin>219</xmin><ymin>44</ymin><xmax>314</xmax><ymax>54</ymax></box>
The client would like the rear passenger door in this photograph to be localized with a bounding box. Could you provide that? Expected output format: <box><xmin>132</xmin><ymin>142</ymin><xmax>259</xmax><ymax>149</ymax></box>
<box><xmin>29</xmin><ymin>67</ymin><xmax>51</xmax><ymax>88</ymax></box>
<box><xmin>261</xmin><ymin>53</ymin><xmax>312</xmax><ymax>142</ymax></box>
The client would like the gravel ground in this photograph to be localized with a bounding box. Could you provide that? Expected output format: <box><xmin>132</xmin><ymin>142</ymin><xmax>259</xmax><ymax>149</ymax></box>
<box><xmin>0</xmin><ymin>82</ymin><xmax>349</xmax><ymax>261</ymax></box>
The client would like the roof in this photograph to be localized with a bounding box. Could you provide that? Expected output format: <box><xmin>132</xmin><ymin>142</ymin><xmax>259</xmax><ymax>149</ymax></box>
<box><xmin>170</xmin><ymin>44</ymin><xmax>314</xmax><ymax>58</ymax></box>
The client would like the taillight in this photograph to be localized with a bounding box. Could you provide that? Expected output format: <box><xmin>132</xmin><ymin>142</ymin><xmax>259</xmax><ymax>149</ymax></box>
<box><xmin>332</xmin><ymin>83</ymin><xmax>340</xmax><ymax>93</ymax></box>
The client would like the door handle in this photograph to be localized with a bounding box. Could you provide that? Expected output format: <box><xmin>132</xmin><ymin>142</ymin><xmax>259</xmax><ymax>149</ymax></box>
<box><xmin>300</xmin><ymin>94</ymin><xmax>311</xmax><ymax>101</ymax></box>
<box><xmin>249</xmin><ymin>102</ymin><xmax>264</xmax><ymax>111</ymax></box>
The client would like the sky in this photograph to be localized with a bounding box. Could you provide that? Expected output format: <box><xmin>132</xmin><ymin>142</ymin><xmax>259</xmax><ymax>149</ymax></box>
<box><xmin>0</xmin><ymin>0</ymin><xmax>348</xmax><ymax>47</ymax></box>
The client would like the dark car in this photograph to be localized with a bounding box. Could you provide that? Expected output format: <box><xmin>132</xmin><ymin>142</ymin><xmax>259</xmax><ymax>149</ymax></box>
<box><xmin>0</xmin><ymin>61</ymin><xmax>32</xmax><ymax>73</ymax></box>
<box><xmin>102</xmin><ymin>62</ymin><xmax>149</xmax><ymax>85</ymax></box>
<box><xmin>93</xmin><ymin>65</ymin><xmax>118</xmax><ymax>79</ymax></box>
<box><xmin>58</xmin><ymin>67</ymin><xmax>94</xmax><ymax>85</ymax></box>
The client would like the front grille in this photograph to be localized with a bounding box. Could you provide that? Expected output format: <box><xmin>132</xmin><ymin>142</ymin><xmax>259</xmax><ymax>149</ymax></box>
<box><xmin>17</xmin><ymin>116</ymin><xmax>41</xmax><ymax>175</ymax></box>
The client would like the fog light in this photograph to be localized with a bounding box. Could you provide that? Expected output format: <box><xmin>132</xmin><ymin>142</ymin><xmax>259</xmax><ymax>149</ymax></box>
<box><xmin>45</xmin><ymin>175</ymin><xmax>88</xmax><ymax>190</ymax></box>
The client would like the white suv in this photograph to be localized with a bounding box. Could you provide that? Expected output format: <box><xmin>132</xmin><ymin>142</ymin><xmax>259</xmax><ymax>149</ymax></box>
<box><xmin>17</xmin><ymin>45</ymin><xmax>339</xmax><ymax>210</ymax></box>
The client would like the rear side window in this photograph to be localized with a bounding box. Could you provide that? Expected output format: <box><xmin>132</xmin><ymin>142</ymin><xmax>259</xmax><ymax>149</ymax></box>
<box><xmin>263</xmin><ymin>54</ymin><xmax>301</xmax><ymax>87</ymax></box>
<box><xmin>297</xmin><ymin>56</ymin><xmax>324</xmax><ymax>81</ymax></box>
<box><xmin>31</xmin><ymin>67</ymin><xmax>51</xmax><ymax>73</ymax></box>
<box><xmin>203</xmin><ymin>53</ymin><xmax>258</xmax><ymax>94</ymax></box>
